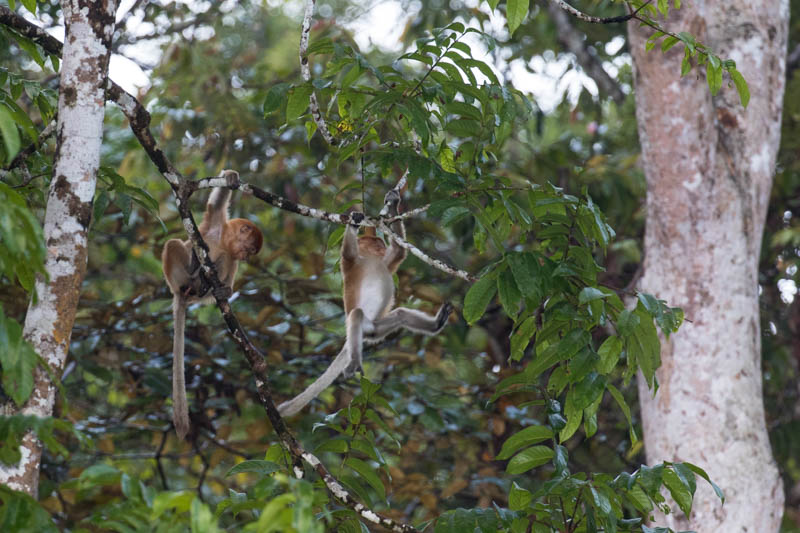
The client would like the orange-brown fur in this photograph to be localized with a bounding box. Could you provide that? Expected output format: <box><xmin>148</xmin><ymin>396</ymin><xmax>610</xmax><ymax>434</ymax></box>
<box><xmin>278</xmin><ymin>190</ymin><xmax>452</xmax><ymax>417</ymax></box>
<box><xmin>162</xmin><ymin>173</ymin><xmax>262</xmax><ymax>439</ymax></box>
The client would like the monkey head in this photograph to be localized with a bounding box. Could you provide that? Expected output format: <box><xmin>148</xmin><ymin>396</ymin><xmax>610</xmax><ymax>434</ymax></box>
<box><xmin>224</xmin><ymin>218</ymin><xmax>263</xmax><ymax>260</ymax></box>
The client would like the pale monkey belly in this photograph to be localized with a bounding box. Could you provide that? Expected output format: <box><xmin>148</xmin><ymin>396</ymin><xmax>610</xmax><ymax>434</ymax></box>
<box><xmin>355</xmin><ymin>265</ymin><xmax>393</xmax><ymax>321</ymax></box>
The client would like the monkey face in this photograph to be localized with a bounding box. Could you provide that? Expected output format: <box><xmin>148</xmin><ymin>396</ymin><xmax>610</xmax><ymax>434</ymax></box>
<box><xmin>227</xmin><ymin>219</ymin><xmax>263</xmax><ymax>260</ymax></box>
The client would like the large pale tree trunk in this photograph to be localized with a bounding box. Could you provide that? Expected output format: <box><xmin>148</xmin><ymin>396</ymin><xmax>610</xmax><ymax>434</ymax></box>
<box><xmin>629</xmin><ymin>1</ymin><xmax>787</xmax><ymax>530</ymax></box>
<box><xmin>0</xmin><ymin>0</ymin><xmax>117</xmax><ymax>496</ymax></box>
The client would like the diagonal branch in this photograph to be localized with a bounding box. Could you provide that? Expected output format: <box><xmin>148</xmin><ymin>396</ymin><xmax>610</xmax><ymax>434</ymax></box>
<box><xmin>1</xmin><ymin>119</ymin><xmax>57</xmax><ymax>175</ymax></box>
<box><xmin>379</xmin><ymin>221</ymin><xmax>476</xmax><ymax>282</ymax></box>
<box><xmin>0</xmin><ymin>8</ymin><xmax>417</xmax><ymax>531</ymax></box>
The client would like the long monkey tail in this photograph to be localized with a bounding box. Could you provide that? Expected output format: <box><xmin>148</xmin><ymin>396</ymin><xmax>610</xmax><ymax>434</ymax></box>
<box><xmin>277</xmin><ymin>345</ymin><xmax>349</xmax><ymax>417</ymax></box>
<box><xmin>172</xmin><ymin>297</ymin><xmax>190</xmax><ymax>440</ymax></box>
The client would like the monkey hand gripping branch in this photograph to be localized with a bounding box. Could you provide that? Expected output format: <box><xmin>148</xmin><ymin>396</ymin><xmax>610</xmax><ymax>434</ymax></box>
<box><xmin>161</xmin><ymin>170</ymin><xmax>263</xmax><ymax>440</ymax></box>
<box><xmin>278</xmin><ymin>189</ymin><xmax>453</xmax><ymax>416</ymax></box>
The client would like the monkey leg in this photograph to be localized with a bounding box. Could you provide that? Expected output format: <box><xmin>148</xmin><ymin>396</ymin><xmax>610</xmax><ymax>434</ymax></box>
<box><xmin>344</xmin><ymin>308</ymin><xmax>373</xmax><ymax>377</ymax></box>
<box><xmin>162</xmin><ymin>239</ymin><xmax>194</xmax><ymax>294</ymax></box>
<box><xmin>367</xmin><ymin>302</ymin><xmax>453</xmax><ymax>341</ymax></box>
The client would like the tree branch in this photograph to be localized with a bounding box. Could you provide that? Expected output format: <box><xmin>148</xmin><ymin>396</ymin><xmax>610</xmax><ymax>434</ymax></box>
<box><xmin>549</xmin><ymin>0</ymin><xmax>636</xmax><ymax>24</ymax></box>
<box><xmin>544</xmin><ymin>0</ymin><xmax>626</xmax><ymax>104</ymax></box>
<box><xmin>548</xmin><ymin>0</ymin><xmax>633</xmax><ymax>24</ymax></box>
<box><xmin>1</xmin><ymin>119</ymin><xmax>57</xmax><ymax>175</ymax></box>
<box><xmin>190</xmin><ymin>177</ymin><xmax>477</xmax><ymax>282</ymax></box>
<box><xmin>0</xmin><ymin>9</ymin><xmax>417</xmax><ymax>530</ymax></box>
<box><xmin>300</xmin><ymin>0</ymin><xmax>337</xmax><ymax>145</ymax></box>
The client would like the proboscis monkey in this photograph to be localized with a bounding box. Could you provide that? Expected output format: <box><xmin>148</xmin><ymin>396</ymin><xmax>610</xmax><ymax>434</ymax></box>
<box><xmin>162</xmin><ymin>170</ymin><xmax>263</xmax><ymax>439</ymax></box>
<box><xmin>278</xmin><ymin>189</ymin><xmax>452</xmax><ymax>416</ymax></box>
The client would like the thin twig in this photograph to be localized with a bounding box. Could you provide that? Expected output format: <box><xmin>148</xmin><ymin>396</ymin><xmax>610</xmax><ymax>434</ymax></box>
<box><xmin>300</xmin><ymin>0</ymin><xmax>337</xmax><ymax>145</ymax></box>
<box><xmin>155</xmin><ymin>429</ymin><xmax>169</xmax><ymax>490</ymax></box>
<box><xmin>544</xmin><ymin>0</ymin><xmax>626</xmax><ymax>104</ymax></box>
<box><xmin>191</xmin><ymin>178</ymin><xmax>477</xmax><ymax>283</ymax></box>
<box><xmin>0</xmin><ymin>9</ymin><xmax>417</xmax><ymax>531</ymax></box>
<box><xmin>379</xmin><ymin>221</ymin><xmax>476</xmax><ymax>282</ymax></box>
<box><xmin>550</xmin><ymin>0</ymin><xmax>636</xmax><ymax>24</ymax></box>
<box><xmin>1</xmin><ymin>119</ymin><xmax>57</xmax><ymax>174</ymax></box>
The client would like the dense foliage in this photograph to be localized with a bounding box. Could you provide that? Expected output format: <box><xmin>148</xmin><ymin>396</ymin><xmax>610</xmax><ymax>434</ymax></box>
<box><xmin>0</xmin><ymin>0</ymin><xmax>797</xmax><ymax>531</ymax></box>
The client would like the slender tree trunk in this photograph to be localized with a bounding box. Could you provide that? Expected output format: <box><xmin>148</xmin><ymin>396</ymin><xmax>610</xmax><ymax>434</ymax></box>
<box><xmin>629</xmin><ymin>1</ymin><xmax>787</xmax><ymax>530</ymax></box>
<box><xmin>0</xmin><ymin>0</ymin><xmax>117</xmax><ymax>496</ymax></box>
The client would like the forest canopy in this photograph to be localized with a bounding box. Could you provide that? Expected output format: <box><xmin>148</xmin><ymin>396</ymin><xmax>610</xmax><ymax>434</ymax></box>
<box><xmin>0</xmin><ymin>0</ymin><xmax>798</xmax><ymax>532</ymax></box>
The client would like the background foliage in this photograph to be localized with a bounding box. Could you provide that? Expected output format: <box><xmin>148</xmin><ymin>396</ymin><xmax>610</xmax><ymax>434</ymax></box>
<box><xmin>0</xmin><ymin>0</ymin><xmax>797</xmax><ymax>531</ymax></box>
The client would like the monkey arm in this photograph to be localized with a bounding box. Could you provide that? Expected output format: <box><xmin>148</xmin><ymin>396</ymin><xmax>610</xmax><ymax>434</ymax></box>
<box><xmin>341</xmin><ymin>225</ymin><xmax>360</xmax><ymax>262</ymax></box>
<box><xmin>198</xmin><ymin>188</ymin><xmax>232</xmax><ymax>240</ymax></box>
<box><xmin>380</xmin><ymin>188</ymin><xmax>407</xmax><ymax>271</ymax></box>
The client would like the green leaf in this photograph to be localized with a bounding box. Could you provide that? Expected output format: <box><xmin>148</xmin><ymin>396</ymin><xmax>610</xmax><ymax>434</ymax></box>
<box><xmin>626</xmin><ymin>485</ymin><xmax>653</xmax><ymax>513</ymax></box>
<box><xmin>507</xmin><ymin>252</ymin><xmax>542</xmax><ymax>303</ymax></box>
<box><xmin>663</xmin><ymin>468</ymin><xmax>693</xmax><ymax>516</ymax></box>
<box><xmin>463</xmin><ymin>275</ymin><xmax>497</xmax><ymax>325</ymax></box>
<box><xmin>345</xmin><ymin>457</ymin><xmax>386</xmax><ymax>501</ymax></box>
<box><xmin>510</xmin><ymin>316</ymin><xmax>536</xmax><ymax>361</ymax></box>
<box><xmin>444</xmin><ymin>100</ymin><xmax>483</xmax><ymax>121</ymax></box>
<box><xmin>681</xmin><ymin>47</ymin><xmax>692</xmax><ymax>76</ymax></box>
<box><xmin>657</xmin><ymin>0</ymin><xmax>668</xmax><ymax>17</ymax></box>
<box><xmin>578</xmin><ymin>287</ymin><xmax>608</xmax><ymax>304</ymax></box>
<box><xmin>14</xmin><ymin>36</ymin><xmax>45</xmax><ymax>68</ymax></box>
<box><xmin>572</xmin><ymin>372</ymin><xmax>605</xmax><ymax>411</ymax></box>
<box><xmin>627</xmin><ymin>304</ymin><xmax>661</xmax><ymax>387</ymax></box>
<box><xmin>729</xmin><ymin>68</ymin><xmax>750</xmax><ymax>107</ymax></box>
<box><xmin>559</xmin><ymin>390</ymin><xmax>582</xmax><ymax>442</ymax></box>
<box><xmin>441</xmin><ymin>206</ymin><xmax>471</xmax><ymax>226</ymax></box>
<box><xmin>0</xmin><ymin>310</ymin><xmax>37</xmax><ymax>406</ymax></box>
<box><xmin>14</xmin><ymin>261</ymin><xmax>33</xmax><ymax>292</ymax></box>
<box><xmin>191</xmin><ymin>498</ymin><xmax>222</xmax><ymax>533</ymax></box>
<box><xmin>672</xmin><ymin>462</ymin><xmax>697</xmax><ymax>496</ymax></box>
<box><xmin>0</xmin><ymin>486</ymin><xmax>59</xmax><ymax>533</ymax></box>
<box><xmin>597</xmin><ymin>336</ymin><xmax>622</xmax><ymax>374</ymax></box>
<box><xmin>487</xmin><ymin>0</ymin><xmax>500</xmax><ymax>9</ymax></box>
<box><xmin>677</xmin><ymin>31</ymin><xmax>696</xmax><ymax>53</ymax></box>
<box><xmin>286</xmin><ymin>83</ymin><xmax>314</xmax><ymax>120</ymax></box>
<box><xmin>506</xmin><ymin>0</ymin><xmax>529</xmax><ymax>36</ymax></box>
<box><xmin>263</xmin><ymin>82</ymin><xmax>290</xmax><ymax>116</ymax></box>
<box><xmin>153</xmin><ymin>491</ymin><xmax>196</xmax><ymax>518</ymax></box>
<box><xmin>306</xmin><ymin>37</ymin><xmax>335</xmax><ymax>55</ymax></box>
<box><xmin>506</xmin><ymin>445</ymin><xmax>553</xmax><ymax>475</ymax></box>
<box><xmin>526</xmin><ymin>328</ymin><xmax>590</xmax><ymax>381</ymax></box>
<box><xmin>497</xmin><ymin>269</ymin><xmax>522</xmax><ymax>319</ymax></box>
<box><xmin>590</xmin><ymin>485</ymin><xmax>613</xmax><ymax>517</ymax></box>
<box><xmin>225</xmin><ymin>460</ymin><xmax>280</xmax><ymax>478</ymax></box>
<box><xmin>21</xmin><ymin>0</ymin><xmax>36</xmax><ymax>15</ymax></box>
<box><xmin>0</xmin><ymin>106</ymin><xmax>21</xmax><ymax>165</ymax></box>
<box><xmin>496</xmin><ymin>425</ymin><xmax>553</xmax><ymax>460</ymax></box>
<box><xmin>508</xmin><ymin>482</ymin><xmax>532</xmax><ymax>511</ymax></box>
<box><xmin>661</xmin><ymin>35</ymin><xmax>679</xmax><ymax>52</ymax></box>
<box><xmin>683</xmin><ymin>462</ymin><xmax>725</xmax><ymax>503</ymax></box>
<box><xmin>607</xmin><ymin>383</ymin><xmax>637</xmax><ymax>443</ymax></box>
<box><xmin>464</xmin><ymin>58</ymin><xmax>499</xmax><ymax>85</ymax></box>
<box><xmin>706</xmin><ymin>56</ymin><xmax>723</xmax><ymax>95</ymax></box>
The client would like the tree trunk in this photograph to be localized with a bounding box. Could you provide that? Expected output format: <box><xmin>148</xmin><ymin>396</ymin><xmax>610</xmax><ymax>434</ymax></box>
<box><xmin>0</xmin><ymin>0</ymin><xmax>117</xmax><ymax>496</ymax></box>
<box><xmin>629</xmin><ymin>1</ymin><xmax>787</xmax><ymax>530</ymax></box>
